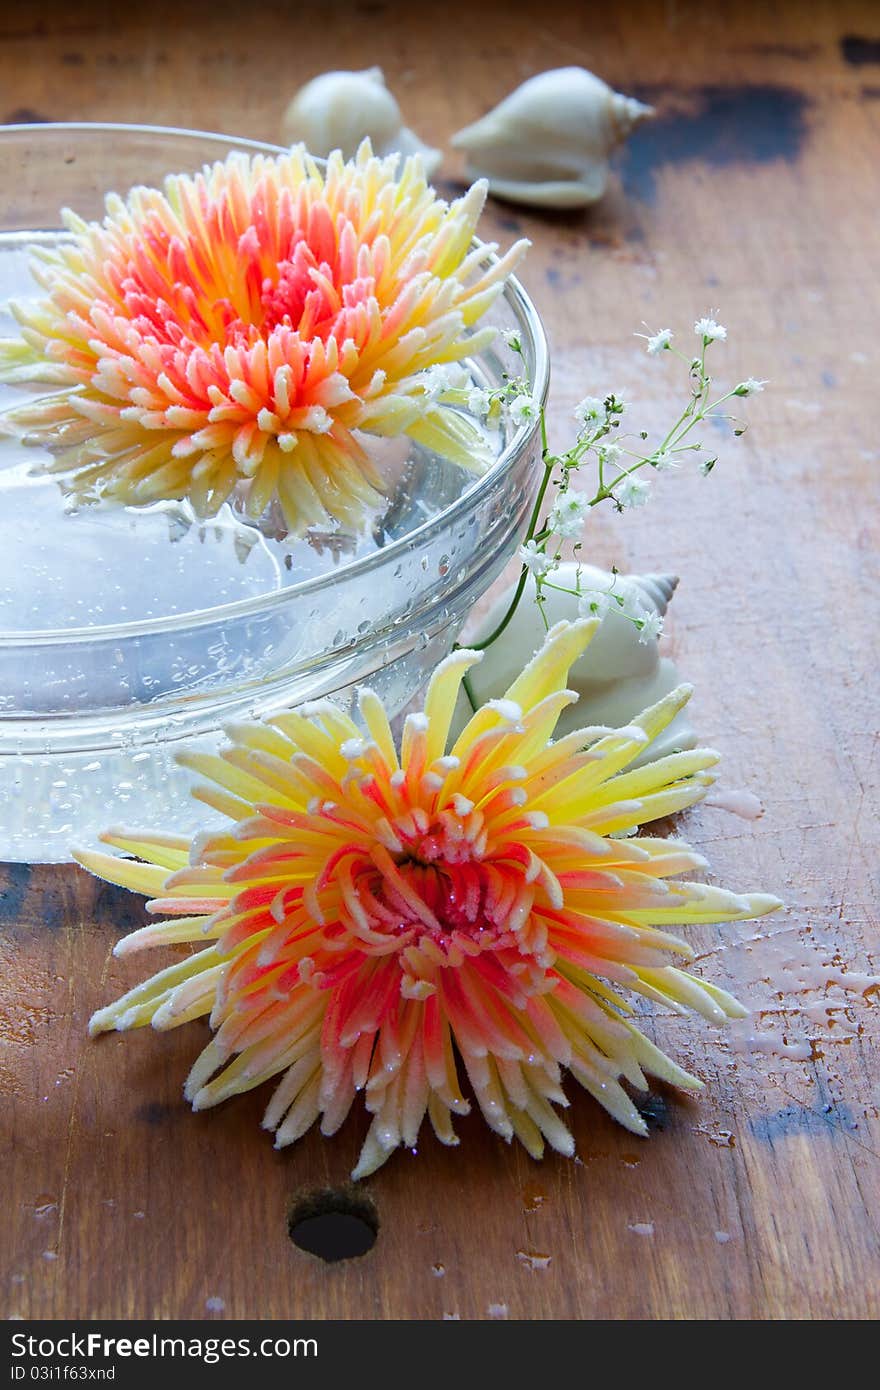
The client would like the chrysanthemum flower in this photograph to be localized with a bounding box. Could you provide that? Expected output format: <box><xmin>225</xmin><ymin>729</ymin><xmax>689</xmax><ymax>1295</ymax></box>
<box><xmin>0</xmin><ymin>143</ymin><xmax>526</xmax><ymax>530</ymax></box>
<box><xmin>78</xmin><ymin>620</ymin><xmax>779</xmax><ymax>1178</ymax></box>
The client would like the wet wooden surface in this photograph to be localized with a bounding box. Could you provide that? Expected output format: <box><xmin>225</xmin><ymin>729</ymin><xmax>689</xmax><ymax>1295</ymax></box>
<box><xmin>1</xmin><ymin>0</ymin><xmax>879</xmax><ymax>1321</ymax></box>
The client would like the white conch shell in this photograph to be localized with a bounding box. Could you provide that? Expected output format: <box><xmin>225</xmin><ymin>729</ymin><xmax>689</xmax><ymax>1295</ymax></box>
<box><xmin>452</xmin><ymin>66</ymin><xmax>653</xmax><ymax>208</ymax></box>
<box><xmin>464</xmin><ymin>563</ymin><xmax>696</xmax><ymax>766</ymax></box>
<box><xmin>281</xmin><ymin>68</ymin><xmax>442</xmax><ymax>177</ymax></box>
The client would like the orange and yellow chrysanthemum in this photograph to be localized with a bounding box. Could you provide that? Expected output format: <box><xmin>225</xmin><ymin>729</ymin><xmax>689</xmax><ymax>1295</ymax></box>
<box><xmin>78</xmin><ymin>620</ymin><xmax>779</xmax><ymax>1177</ymax></box>
<box><xmin>0</xmin><ymin>143</ymin><xmax>526</xmax><ymax>530</ymax></box>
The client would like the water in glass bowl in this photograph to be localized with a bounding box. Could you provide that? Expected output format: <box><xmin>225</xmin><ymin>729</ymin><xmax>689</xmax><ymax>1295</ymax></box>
<box><xmin>0</xmin><ymin>228</ymin><xmax>537</xmax><ymax>862</ymax></box>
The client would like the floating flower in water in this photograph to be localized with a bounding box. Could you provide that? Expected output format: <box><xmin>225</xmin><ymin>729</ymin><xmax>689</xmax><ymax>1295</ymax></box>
<box><xmin>78</xmin><ymin>621</ymin><xmax>779</xmax><ymax>1177</ymax></box>
<box><xmin>0</xmin><ymin>143</ymin><xmax>526</xmax><ymax>530</ymax></box>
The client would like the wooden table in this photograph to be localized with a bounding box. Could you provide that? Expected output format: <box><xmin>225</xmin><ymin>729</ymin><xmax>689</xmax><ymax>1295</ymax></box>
<box><xmin>2</xmin><ymin>0</ymin><xmax>878</xmax><ymax>1321</ymax></box>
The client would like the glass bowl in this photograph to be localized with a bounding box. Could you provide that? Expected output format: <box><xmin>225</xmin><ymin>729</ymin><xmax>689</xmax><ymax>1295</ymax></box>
<box><xmin>0</xmin><ymin>124</ymin><xmax>548</xmax><ymax>863</ymax></box>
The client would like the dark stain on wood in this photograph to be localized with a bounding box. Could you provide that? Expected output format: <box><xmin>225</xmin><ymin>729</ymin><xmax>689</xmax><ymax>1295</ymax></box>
<box><xmin>840</xmin><ymin>34</ymin><xmax>880</xmax><ymax>65</ymax></box>
<box><xmin>621</xmin><ymin>84</ymin><xmax>812</xmax><ymax>202</ymax></box>
<box><xmin>750</xmin><ymin>1101</ymin><xmax>860</xmax><ymax>1144</ymax></box>
<box><xmin>0</xmin><ymin>20</ymin><xmax>48</xmax><ymax>41</ymax></box>
<box><xmin>3</xmin><ymin>107</ymin><xmax>51</xmax><ymax>125</ymax></box>
<box><xmin>0</xmin><ymin>863</ymin><xmax>32</xmax><ymax>923</ymax></box>
<box><xmin>0</xmin><ymin>19</ymin><xmax>101</xmax><ymax>42</ymax></box>
<box><xmin>91</xmin><ymin>880</ymin><xmax>148</xmax><ymax>936</ymax></box>
<box><xmin>432</xmin><ymin>176</ymin><xmax>465</xmax><ymax>201</ymax></box>
<box><xmin>741</xmin><ymin>42</ymin><xmax>822</xmax><ymax>61</ymax></box>
<box><xmin>136</xmin><ymin>1101</ymin><xmax>177</xmax><ymax>1127</ymax></box>
<box><xmin>495</xmin><ymin>214</ymin><xmax>524</xmax><ymax>235</ymax></box>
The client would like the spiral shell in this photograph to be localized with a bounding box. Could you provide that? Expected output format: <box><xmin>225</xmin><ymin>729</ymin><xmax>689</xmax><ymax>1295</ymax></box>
<box><xmin>281</xmin><ymin>68</ymin><xmax>442</xmax><ymax>177</ymax></box>
<box><xmin>629</xmin><ymin>572</ymin><xmax>679</xmax><ymax>615</ymax></box>
<box><xmin>452</xmin><ymin>66</ymin><xmax>653</xmax><ymax>208</ymax></box>
<box><xmin>464</xmin><ymin>563</ymin><xmax>696</xmax><ymax>764</ymax></box>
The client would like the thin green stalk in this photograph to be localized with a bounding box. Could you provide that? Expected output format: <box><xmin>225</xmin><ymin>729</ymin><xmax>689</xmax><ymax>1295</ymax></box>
<box><xmin>461</xmin><ymin>669</ymin><xmax>478</xmax><ymax>713</ymax></box>
<box><xmin>465</xmin><ymin>425</ymin><xmax>557</xmax><ymax>655</ymax></box>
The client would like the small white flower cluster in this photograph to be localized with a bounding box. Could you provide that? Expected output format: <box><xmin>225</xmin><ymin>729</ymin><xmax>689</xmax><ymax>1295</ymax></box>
<box><xmin>653</xmin><ymin>450</ymin><xmax>676</xmax><ymax>472</ymax></box>
<box><xmin>509</xmin><ymin>395</ymin><xmax>540</xmax><ymax>427</ymax></box>
<box><xmin>573</xmin><ymin>393</ymin><xmax>626</xmax><ymax>435</ymax></box>
<box><xmin>577</xmin><ymin>587</ymin><xmax>613</xmax><ymax>620</ymax></box>
<box><xmin>467</xmin><ymin>386</ymin><xmax>492</xmax><ymax>416</ymax></box>
<box><xmin>694</xmin><ymin>315</ymin><xmax>727</xmax><ymax>342</ymax></box>
<box><xmin>519</xmin><ymin>538</ymin><xmax>556</xmax><ymax>577</ymax></box>
<box><xmin>734</xmin><ymin>377</ymin><xmax>768</xmax><ymax>397</ymax></box>
<box><xmin>636</xmin><ymin>609</ymin><xmax>664</xmax><ymax>642</ymax></box>
<box><xmin>575</xmin><ymin>579</ymin><xmax>664</xmax><ymax>644</ymax></box>
<box><xmin>598</xmin><ymin>442</ymin><xmax>623</xmax><ymax>466</ymax></box>
<box><xmin>638</xmin><ymin>327</ymin><xmax>673</xmax><ymax>356</ymax></box>
<box><xmin>574</xmin><ymin>395</ymin><xmax>605</xmax><ymax>426</ymax></box>
<box><xmin>611</xmin><ymin>475</ymin><xmax>650</xmax><ymax>509</ymax></box>
<box><xmin>469</xmin><ymin>314</ymin><xmax>766</xmax><ymax>680</ymax></box>
<box><xmin>549</xmin><ymin>490</ymin><xmax>591</xmax><ymax>539</ymax></box>
<box><xmin>418</xmin><ymin>362</ymin><xmax>470</xmax><ymax>405</ymax></box>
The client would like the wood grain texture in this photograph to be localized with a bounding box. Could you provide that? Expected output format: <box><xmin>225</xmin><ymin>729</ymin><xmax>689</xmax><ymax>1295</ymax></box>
<box><xmin>1</xmin><ymin>0</ymin><xmax>878</xmax><ymax>1321</ymax></box>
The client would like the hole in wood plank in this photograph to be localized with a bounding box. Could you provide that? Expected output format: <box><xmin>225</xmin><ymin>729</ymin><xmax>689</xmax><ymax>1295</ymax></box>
<box><xmin>288</xmin><ymin>1187</ymin><xmax>378</xmax><ymax>1263</ymax></box>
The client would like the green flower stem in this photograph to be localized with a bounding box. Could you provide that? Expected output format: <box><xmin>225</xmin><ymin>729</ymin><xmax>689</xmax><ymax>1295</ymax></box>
<box><xmin>461</xmin><ymin>669</ymin><xmax>478</xmax><ymax>713</ymax></box>
<box><xmin>589</xmin><ymin>386</ymin><xmax>739</xmax><ymax>503</ymax></box>
<box><xmin>463</xmin><ymin>429</ymin><xmax>557</xmax><ymax>656</ymax></box>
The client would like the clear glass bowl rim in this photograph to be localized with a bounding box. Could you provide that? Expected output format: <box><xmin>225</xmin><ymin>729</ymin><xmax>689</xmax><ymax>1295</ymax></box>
<box><xmin>0</xmin><ymin>121</ymin><xmax>549</xmax><ymax>648</ymax></box>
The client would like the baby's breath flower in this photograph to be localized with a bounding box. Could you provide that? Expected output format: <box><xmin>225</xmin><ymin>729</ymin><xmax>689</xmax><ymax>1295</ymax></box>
<box><xmin>519</xmin><ymin>539</ymin><xmax>555</xmax><ymax>576</ymax></box>
<box><xmin>577</xmin><ymin>589</ymin><xmax>612</xmax><ymax>619</ymax></box>
<box><xmin>472</xmin><ymin>314</ymin><xmax>764</xmax><ymax>668</ymax></box>
<box><xmin>509</xmin><ymin>396</ymin><xmax>539</xmax><ymax>427</ymax></box>
<box><xmin>734</xmin><ymin>377</ymin><xmax>768</xmax><ymax>397</ymax></box>
<box><xmin>643</xmin><ymin>327</ymin><xmax>673</xmax><ymax>356</ymax></box>
<box><xmin>420</xmin><ymin>364</ymin><xmax>472</xmax><ymax>405</ymax></box>
<box><xmin>549</xmin><ymin>490</ymin><xmax>591</xmax><ymax>539</ymax></box>
<box><xmin>574</xmin><ymin>396</ymin><xmax>604</xmax><ymax>426</ymax></box>
<box><xmin>637</xmin><ymin>609</ymin><xmax>664</xmax><ymax>643</ymax></box>
<box><xmin>439</xmin><ymin>363</ymin><xmax>471</xmax><ymax>391</ymax></box>
<box><xmin>466</xmin><ymin>386</ymin><xmax>492</xmax><ymax>417</ymax></box>
<box><xmin>694</xmin><ymin>316</ymin><xmax>727</xmax><ymax>342</ymax></box>
<box><xmin>418</xmin><ymin>368</ymin><xmax>447</xmax><ymax>405</ymax></box>
<box><xmin>598</xmin><ymin>442</ymin><xmax>623</xmax><ymax>467</ymax></box>
<box><xmin>613</xmin><ymin>475</ymin><xmax>651</xmax><ymax>509</ymax></box>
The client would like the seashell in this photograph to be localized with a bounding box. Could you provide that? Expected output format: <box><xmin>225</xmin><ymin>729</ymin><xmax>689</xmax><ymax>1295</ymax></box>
<box><xmin>629</xmin><ymin>572</ymin><xmax>679</xmax><ymax>613</ymax></box>
<box><xmin>281</xmin><ymin>68</ymin><xmax>442</xmax><ymax>177</ymax></box>
<box><xmin>452</xmin><ymin>66</ymin><xmax>653</xmax><ymax>209</ymax></box>
<box><xmin>463</xmin><ymin>563</ymin><xmax>696</xmax><ymax>765</ymax></box>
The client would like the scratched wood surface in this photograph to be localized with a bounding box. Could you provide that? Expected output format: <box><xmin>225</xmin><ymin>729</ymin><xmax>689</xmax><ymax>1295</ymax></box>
<box><xmin>1</xmin><ymin>0</ymin><xmax>878</xmax><ymax>1321</ymax></box>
